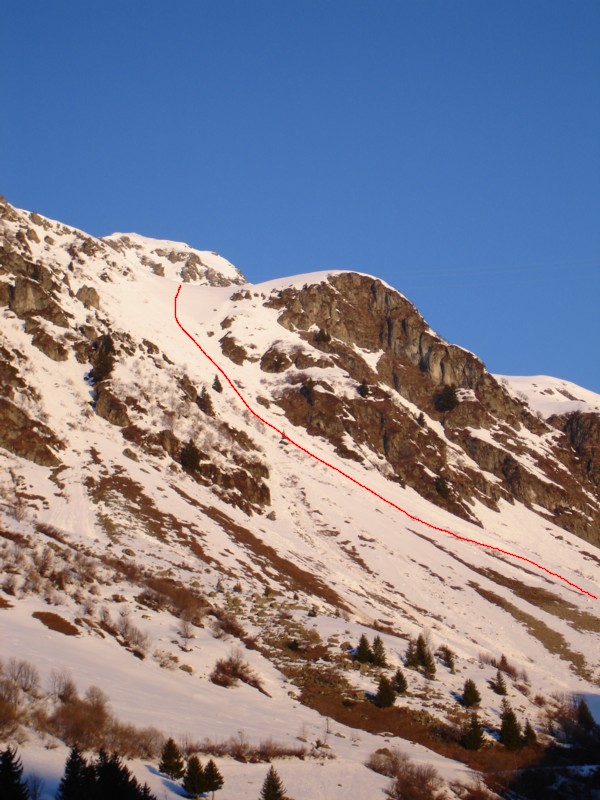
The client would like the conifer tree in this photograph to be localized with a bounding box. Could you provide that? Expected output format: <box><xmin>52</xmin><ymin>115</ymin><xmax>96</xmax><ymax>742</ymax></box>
<box><xmin>0</xmin><ymin>747</ymin><xmax>30</xmax><ymax>800</ymax></box>
<box><xmin>461</xmin><ymin>713</ymin><xmax>485</xmax><ymax>750</ymax></box>
<box><xmin>461</xmin><ymin>678</ymin><xmax>481</xmax><ymax>708</ymax></box>
<box><xmin>203</xmin><ymin>759</ymin><xmax>224</xmax><ymax>799</ymax></box>
<box><xmin>371</xmin><ymin>635</ymin><xmax>387</xmax><ymax>667</ymax></box>
<box><xmin>405</xmin><ymin>639</ymin><xmax>418</xmax><ymax>669</ymax></box>
<box><xmin>158</xmin><ymin>738</ymin><xmax>185</xmax><ymax>780</ymax></box>
<box><xmin>259</xmin><ymin>766</ymin><xmax>286</xmax><ymax>800</ymax></box>
<box><xmin>212</xmin><ymin>375</ymin><xmax>223</xmax><ymax>393</ymax></box>
<box><xmin>183</xmin><ymin>756</ymin><xmax>206</xmax><ymax>798</ymax></box>
<box><xmin>392</xmin><ymin>667</ymin><xmax>408</xmax><ymax>695</ymax></box>
<box><xmin>523</xmin><ymin>720</ymin><xmax>537</xmax><ymax>746</ymax></box>
<box><xmin>492</xmin><ymin>669</ymin><xmax>507</xmax><ymax>695</ymax></box>
<box><xmin>577</xmin><ymin>698</ymin><xmax>596</xmax><ymax>731</ymax></box>
<box><xmin>500</xmin><ymin>704</ymin><xmax>523</xmax><ymax>750</ymax></box>
<box><xmin>374</xmin><ymin>675</ymin><xmax>396</xmax><ymax>708</ymax></box>
<box><xmin>355</xmin><ymin>633</ymin><xmax>372</xmax><ymax>664</ymax></box>
<box><xmin>56</xmin><ymin>747</ymin><xmax>88</xmax><ymax>800</ymax></box>
<box><xmin>437</xmin><ymin>645</ymin><xmax>456</xmax><ymax>672</ymax></box>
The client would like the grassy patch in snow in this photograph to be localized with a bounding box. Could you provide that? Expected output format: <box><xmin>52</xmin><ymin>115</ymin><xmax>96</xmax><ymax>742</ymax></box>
<box><xmin>468</xmin><ymin>583</ymin><xmax>591</xmax><ymax>679</ymax></box>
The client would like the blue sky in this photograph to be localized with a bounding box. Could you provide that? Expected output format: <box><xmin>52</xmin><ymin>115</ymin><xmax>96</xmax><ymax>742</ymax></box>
<box><xmin>2</xmin><ymin>1</ymin><xmax>599</xmax><ymax>391</ymax></box>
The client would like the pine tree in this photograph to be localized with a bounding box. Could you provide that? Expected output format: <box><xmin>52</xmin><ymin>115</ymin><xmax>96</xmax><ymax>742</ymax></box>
<box><xmin>56</xmin><ymin>747</ymin><xmax>88</xmax><ymax>800</ymax></box>
<box><xmin>158</xmin><ymin>738</ymin><xmax>185</xmax><ymax>780</ymax></box>
<box><xmin>212</xmin><ymin>375</ymin><xmax>223</xmax><ymax>393</ymax></box>
<box><xmin>523</xmin><ymin>720</ymin><xmax>537</xmax><ymax>746</ymax></box>
<box><xmin>357</xmin><ymin>379</ymin><xmax>370</xmax><ymax>398</ymax></box>
<box><xmin>203</xmin><ymin>759</ymin><xmax>224</xmax><ymax>799</ymax></box>
<box><xmin>405</xmin><ymin>639</ymin><xmax>418</xmax><ymax>669</ymax></box>
<box><xmin>461</xmin><ymin>678</ymin><xmax>481</xmax><ymax>708</ymax></box>
<box><xmin>492</xmin><ymin>669</ymin><xmax>507</xmax><ymax>695</ymax></box>
<box><xmin>416</xmin><ymin>634</ymin><xmax>436</xmax><ymax>678</ymax></box>
<box><xmin>392</xmin><ymin>668</ymin><xmax>407</xmax><ymax>695</ymax></box>
<box><xmin>461</xmin><ymin>713</ymin><xmax>485</xmax><ymax>750</ymax></box>
<box><xmin>374</xmin><ymin>675</ymin><xmax>396</xmax><ymax>708</ymax></box>
<box><xmin>183</xmin><ymin>756</ymin><xmax>206</xmax><ymax>798</ymax></box>
<box><xmin>577</xmin><ymin>698</ymin><xmax>596</xmax><ymax>731</ymax></box>
<box><xmin>500</xmin><ymin>704</ymin><xmax>523</xmax><ymax>750</ymax></box>
<box><xmin>259</xmin><ymin>766</ymin><xmax>286</xmax><ymax>800</ymax></box>
<box><xmin>371</xmin><ymin>635</ymin><xmax>387</xmax><ymax>667</ymax></box>
<box><xmin>355</xmin><ymin>634</ymin><xmax>372</xmax><ymax>664</ymax></box>
<box><xmin>196</xmin><ymin>387</ymin><xmax>215</xmax><ymax>416</ymax></box>
<box><xmin>437</xmin><ymin>645</ymin><xmax>456</xmax><ymax>672</ymax></box>
<box><xmin>0</xmin><ymin>747</ymin><xmax>30</xmax><ymax>800</ymax></box>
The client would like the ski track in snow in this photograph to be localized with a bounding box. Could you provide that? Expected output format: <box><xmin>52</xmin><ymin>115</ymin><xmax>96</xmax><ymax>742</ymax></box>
<box><xmin>174</xmin><ymin>285</ymin><xmax>597</xmax><ymax>601</ymax></box>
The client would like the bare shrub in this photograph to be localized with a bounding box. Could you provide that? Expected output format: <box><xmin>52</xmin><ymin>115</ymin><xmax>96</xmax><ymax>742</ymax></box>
<box><xmin>2</xmin><ymin>575</ymin><xmax>18</xmax><ymax>596</ymax></box>
<box><xmin>367</xmin><ymin>748</ymin><xmax>444</xmax><ymax>800</ymax></box>
<box><xmin>117</xmin><ymin>616</ymin><xmax>150</xmax><ymax>652</ymax></box>
<box><xmin>153</xmin><ymin>650</ymin><xmax>178</xmax><ymax>670</ymax></box>
<box><xmin>7</xmin><ymin>658</ymin><xmax>40</xmax><ymax>694</ymax></box>
<box><xmin>179</xmin><ymin>616</ymin><xmax>195</xmax><ymax>641</ymax></box>
<box><xmin>0</xmin><ymin>678</ymin><xmax>21</xmax><ymax>734</ymax></box>
<box><xmin>210</xmin><ymin>649</ymin><xmax>268</xmax><ymax>695</ymax></box>
<box><xmin>48</xmin><ymin>668</ymin><xmax>78</xmax><ymax>703</ymax></box>
<box><xmin>212</xmin><ymin>610</ymin><xmax>246</xmax><ymax>640</ymax></box>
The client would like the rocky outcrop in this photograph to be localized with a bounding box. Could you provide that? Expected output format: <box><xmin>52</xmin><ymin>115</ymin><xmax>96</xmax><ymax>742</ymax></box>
<box><xmin>76</xmin><ymin>285</ymin><xmax>100</xmax><ymax>309</ymax></box>
<box><xmin>553</xmin><ymin>411</ymin><xmax>600</xmax><ymax>489</ymax></box>
<box><xmin>0</xmin><ymin>398</ymin><xmax>61</xmax><ymax>466</ymax></box>
<box><xmin>94</xmin><ymin>386</ymin><xmax>131</xmax><ymax>427</ymax></box>
<box><xmin>9</xmin><ymin>277</ymin><xmax>70</xmax><ymax>327</ymax></box>
<box><xmin>265</xmin><ymin>274</ymin><xmax>600</xmax><ymax>539</ymax></box>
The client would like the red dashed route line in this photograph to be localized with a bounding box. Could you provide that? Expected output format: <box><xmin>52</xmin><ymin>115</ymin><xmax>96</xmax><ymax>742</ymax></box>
<box><xmin>174</xmin><ymin>285</ymin><xmax>597</xmax><ymax>600</ymax></box>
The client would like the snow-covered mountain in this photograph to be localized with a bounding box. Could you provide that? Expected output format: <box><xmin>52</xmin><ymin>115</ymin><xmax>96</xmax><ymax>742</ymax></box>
<box><xmin>1</xmin><ymin>195</ymin><xmax>599</xmax><ymax>799</ymax></box>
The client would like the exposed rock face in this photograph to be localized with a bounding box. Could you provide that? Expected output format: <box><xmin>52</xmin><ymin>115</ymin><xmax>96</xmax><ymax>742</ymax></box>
<box><xmin>0</xmin><ymin>398</ymin><xmax>61</xmax><ymax>466</ymax></box>
<box><xmin>94</xmin><ymin>386</ymin><xmax>131</xmax><ymax>427</ymax></box>
<box><xmin>9</xmin><ymin>277</ymin><xmax>70</xmax><ymax>327</ymax></box>
<box><xmin>265</xmin><ymin>274</ymin><xmax>600</xmax><ymax>541</ymax></box>
<box><xmin>76</xmin><ymin>285</ymin><xmax>100</xmax><ymax>309</ymax></box>
<box><xmin>553</xmin><ymin>411</ymin><xmax>600</xmax><ymax>489</ymax></box>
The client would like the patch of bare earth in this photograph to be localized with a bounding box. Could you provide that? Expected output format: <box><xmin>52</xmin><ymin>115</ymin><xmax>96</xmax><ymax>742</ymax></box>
<box><xmin>32</xmin><ymin>611</ymin><xmax>79</xmax><ymax>636</ymax></box>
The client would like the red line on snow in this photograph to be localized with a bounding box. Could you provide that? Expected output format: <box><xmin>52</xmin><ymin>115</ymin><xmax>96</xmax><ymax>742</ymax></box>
<box><xmin>174</xmin><ymin>285</ymin><xmax>597</xmax><ymax>600</ymax></box>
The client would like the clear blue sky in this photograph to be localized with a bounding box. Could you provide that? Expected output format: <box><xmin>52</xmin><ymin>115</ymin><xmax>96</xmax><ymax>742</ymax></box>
<box><xmin>2</xmin><ymin>1</ymin><xmax>599</xmax><ymax>391</ymax></box>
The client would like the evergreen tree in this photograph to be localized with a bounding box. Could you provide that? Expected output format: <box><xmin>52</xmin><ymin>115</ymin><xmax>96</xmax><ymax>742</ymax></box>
<box><xmin>158</xmin><ymin>738</ymin><xmax>185</xmax><ymax>780</ymax></box>
<box><xmin>461</xmin><ymin>713</ymin><xmax>485</xmax><ymax>750</ymax></box>
<box><xmin>492</xmin><ymin>669</ymin><xmax>507</xmax><ymax>695</ymax></box>
<box><xmin>0</xmin><ymin>747</ymin><xmax>30</xmax><ymax>800</ymax></box>
<box><xmin>437</xmin><ymin>645</ymin><xmax>456</xmax><ymax>672</ymax></box>
<box><xmin>355</xmin><ymin>634</ymin><xmax>372</xmax><ymax>664</ymax></box>
<box><xmin>183</xmin><ymin>756</ymin><xmax>206</xmax><ymax>798</ymax></box>
<box><xmin>180</xmin><ymin>440</ymin><xmax>202</xmax><ymax>472</ymax></box>
<box><xmin>392</xmin><ymin>668</ymin><xmax>407</xmax><ymax>695</ymax></box>
<box><xmin>423</xmin><ymin>650</ymin><xmax>436</xmax><ymax>680</ymax></box>
<box><xmin>405</xmin><ymin>639</ymin><xmax>418</xmax><ymax>669</ymax></box>
<box><xmin>203</xmin><ymin>760</ymin><xmax>224</xmax><ymax>799</ymax></box>
<box><xmin>577</xmin><ymin>698</ymin><xmax>596</xmax><ymax>731</ymax></box>
<box><xmin>259</xmin><ymin>766</ymin><xmax>286</xmax><ymax>800</ymax></box>
<box><xmin>500</xmin><ymin>704</ymin><xmax>523</xmax><ymax>750</ymax></box>
<box><xmin>56</xmin><ymin>747</ymin><xmax>88</xmax><ymax>800</ymax></box>
<box><xmin>357</xmin><ymin>379</ymin><xmax>370</xmax><ymax>398</ymax></box>
<box><xmin>417</xmin><ymin>412</ymin><xmax>426</xmax><ymax>427</ymax></box>
<box><xmin>435</xmin><ymin>384</ymin><xmax>458</xmax><ymax>412</ymax></box>
<box><xmin>461</xmin><ymin>678</ymin><xmax>481</xmax><ymax>708</ymax></box>
<box><xmin>196</xmin><ymin>387</ymin><xmax>215</xmax><ymax>416</ymax></box>
<box><xmin>374</xmin><ymin>675</ymin><xmax>396</xmax><ymax>708</ymax></box>
<box><xmin>371</xmin><ymin>635</ymin><xmax>387</xmax><ymax>667</ymax></box>
<box><xmin>212</xmin><ymin>375</ymin><xmax>223</xmax><ymax>393</ymax></box>
<box><xmin>523</xmin><ymin>720</ymin><xmax>537</xmax><ymax>746</ymax></box>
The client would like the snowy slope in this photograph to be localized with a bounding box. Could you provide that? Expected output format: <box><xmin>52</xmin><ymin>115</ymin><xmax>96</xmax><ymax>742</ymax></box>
<box><xmin>1</xmin><ymin>197</ymin><xmax>599</xmax><ymax>799</ymax></box>
<box><xmin>497</xmin><ymin>374</ymin><xmax>600</xmax><ymax>418</ymax></box>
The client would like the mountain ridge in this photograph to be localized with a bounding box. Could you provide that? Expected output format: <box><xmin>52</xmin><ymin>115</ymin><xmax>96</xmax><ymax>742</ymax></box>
<box><xmin>1</xmin><ymin>194</ymin><xmax>599</xmax><ymax>799</ymax></box>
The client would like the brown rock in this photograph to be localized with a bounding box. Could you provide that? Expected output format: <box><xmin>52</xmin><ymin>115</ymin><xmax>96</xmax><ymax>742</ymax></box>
<box><xmin>76</xmin><ymin>285</ymin><xmax>100</xmax><ymax>309</ymax></box>
<box><xmin>94</xmin><ymin>386</ymin><xmax>130</xmax><ymax>427</ymax></box>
